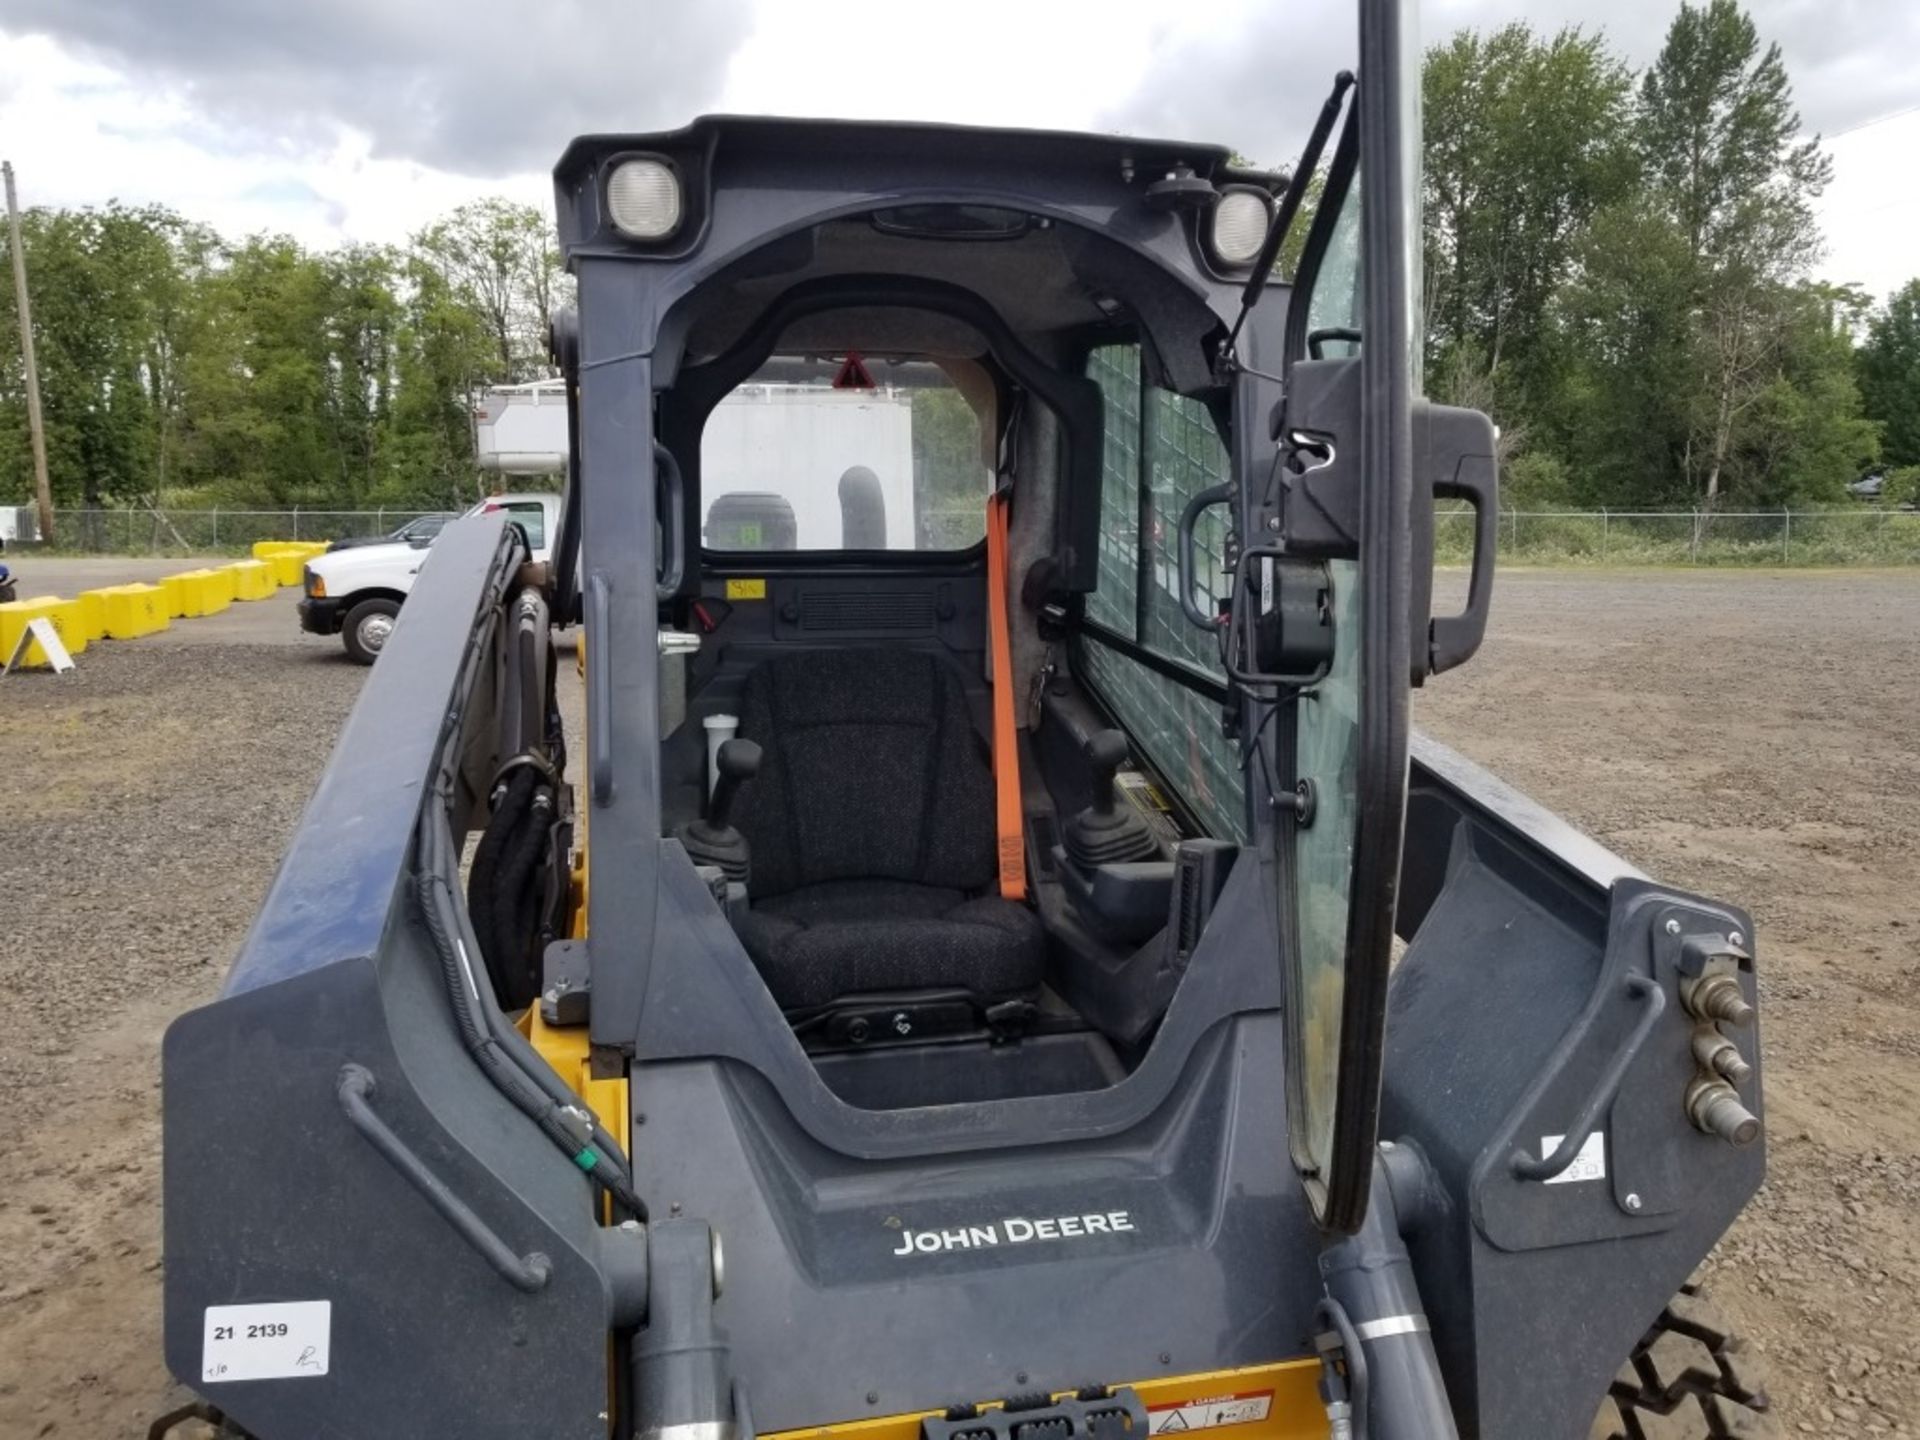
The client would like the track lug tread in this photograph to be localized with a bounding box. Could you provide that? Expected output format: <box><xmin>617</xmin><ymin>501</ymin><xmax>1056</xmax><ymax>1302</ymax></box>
<box><xmin>1645</xmin><ymin>1329</ymin><xmax>1722</xmax><ymax>1401</ymax></box>
<box><xmin>1597</xmin><ymin>1284</ymin><xmax>1777</xmax><ymax>1440</ymax></box>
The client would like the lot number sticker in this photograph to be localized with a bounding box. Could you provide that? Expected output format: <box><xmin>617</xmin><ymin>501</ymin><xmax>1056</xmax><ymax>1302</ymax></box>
<box><xmin>203</xmin><ymin>1300</ymin><xmax>331</xmax><ymax>1382</ymax></box>
<box><xmin>1148</xmin><ymin>1390</ymin><xmax>1273</xmax><ymax>1433</ymax></box>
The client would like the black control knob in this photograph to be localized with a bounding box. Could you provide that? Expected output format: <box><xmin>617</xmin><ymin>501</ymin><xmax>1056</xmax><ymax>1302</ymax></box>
<box><xmin>1064</xmin><ymin>729</ymin><xmax>1158</xmax><ymax>869</ymax></box>
<box><xmin>709</xmin><ymin>738</ymin><xmax>761</xmax><ymax>829</ymax></box>
<box><xmin>1085</xmin><ymin>729</ymin><xmax>1130</xmax><ymax>816</ymax></box>
<box><xmin>681</xmin><ymin>738</ymin><xmax>761</xmax><ymax>884</ymax></box>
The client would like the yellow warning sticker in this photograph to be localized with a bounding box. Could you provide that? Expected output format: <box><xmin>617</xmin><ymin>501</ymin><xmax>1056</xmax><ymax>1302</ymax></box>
<box><xmin>1148</xmin><ymin>1391</ymin><xmax>1274</xmax><ymax>1434</ymax></box>
<box><xmin>725</xmin><ymin>578</ymin><xmax>767</xmax><ymax>600</ymax></box>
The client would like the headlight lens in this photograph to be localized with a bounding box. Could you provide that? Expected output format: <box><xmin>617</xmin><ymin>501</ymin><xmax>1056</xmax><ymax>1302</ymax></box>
<box><xmin>607</xmin><ymin>159</ymin><xmax>682</xmax><ymax>240</ymax></box>
<box><xmin>304</xmin><ymin>568</ymin><xmax>325</xmax><ymax>598</ymax></box>
<box><xmin>1211</xmin><ymin>188</ymin><xmax>1274</xmax><ymax>268</ymax></box>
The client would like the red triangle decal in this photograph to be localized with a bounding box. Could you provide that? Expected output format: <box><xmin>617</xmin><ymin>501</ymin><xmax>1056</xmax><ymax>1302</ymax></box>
<box><xmin>832</xmin><ymin>351</ymin><xmax>876</xmax><ymax>390</ymax></box>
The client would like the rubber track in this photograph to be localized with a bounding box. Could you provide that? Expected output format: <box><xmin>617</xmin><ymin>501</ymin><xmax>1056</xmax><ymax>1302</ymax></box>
<box><xmin>1591</xmin><ymin>1281</ymin><xmax>1780</xmax><ymax>1440</ymax></box>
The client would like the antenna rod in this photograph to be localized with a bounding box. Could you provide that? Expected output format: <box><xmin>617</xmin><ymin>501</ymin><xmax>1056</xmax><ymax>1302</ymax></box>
<box><xmin>1225</xmin><ymin>70</ymin><xmax>1357</xmax><ymax>355</ymax></box>
<box><xmin>3</xmin><ymin>161</ymin><xmax>53</xmax><ymax>546</ymax></box>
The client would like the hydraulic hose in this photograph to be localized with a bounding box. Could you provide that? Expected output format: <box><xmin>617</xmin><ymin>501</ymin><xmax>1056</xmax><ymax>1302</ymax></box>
<box><xmin>468</xmin><ymin>771</ymin><xmax>545</xmax><ymax>1006</ymax></box>
<box><xmin>420</xmin><ymin>793</ymin><xmax>645</xmax><ymax>1219</ymax></box>
<box><xmin>410</xmin><ymin>540</ymin><xmax>644</xmax><ymax>1220</ymax></box>
<box><xmin>493</xmin><ymin>781</ymin><xmax>555</xmax><ymax>997</ymax></box>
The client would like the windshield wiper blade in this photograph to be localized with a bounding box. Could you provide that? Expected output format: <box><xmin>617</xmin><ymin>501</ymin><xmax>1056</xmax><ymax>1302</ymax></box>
<box><xmin>1225</xmin><ymin>69</ymin><xmax>1357</xmax><ymax>355</ymax></box>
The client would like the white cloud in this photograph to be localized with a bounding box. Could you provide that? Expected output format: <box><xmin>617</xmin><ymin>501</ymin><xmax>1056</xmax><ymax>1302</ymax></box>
<box><xmin>1812</xmin><ymin>109</ymin><xmax>1920</xmax><ymax>306</ymax></box>
<box><xmin>717</xmin><ymin>0</ymin><xmax>1196</xmax><ymax>131</ymax></box>
<box><xmin>0</xmin><ymin>31</ymin><xmax>545</xmax><ymax>247</ymax></box>
<box><xmin>0</xmin><ymin>0</ymin><xmax>1913</xmax><ymax>308</ymax></box>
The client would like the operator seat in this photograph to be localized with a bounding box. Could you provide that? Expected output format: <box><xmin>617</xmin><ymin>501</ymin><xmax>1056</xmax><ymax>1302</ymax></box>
<box><xmin>729</xmin><ymin>648</ymin><xmax>1045</xmax><ymax>1014</ymax></box>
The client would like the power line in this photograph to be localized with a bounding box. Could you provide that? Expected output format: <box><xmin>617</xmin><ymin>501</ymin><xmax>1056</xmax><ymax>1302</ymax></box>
<box><xmin>1823</xmin><ymin>101</ymin><xmax>1920</xmax><ymax>141</ymax></box>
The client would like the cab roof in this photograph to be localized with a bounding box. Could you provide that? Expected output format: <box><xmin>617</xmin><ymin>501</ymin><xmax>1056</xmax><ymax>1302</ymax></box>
<box><xmin>553</xmin><ymin>114</ymin><xmax>1246</xmax><ymax>193</ymax></box>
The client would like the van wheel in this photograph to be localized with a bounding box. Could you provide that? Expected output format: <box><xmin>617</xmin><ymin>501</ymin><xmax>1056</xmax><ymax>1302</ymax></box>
<box><xmin>1591</xmin><ymin>1281</ymin><xmax>1779</xmax><ymax>1439</ymax></box>
<box><xmin>342</xmin><ymin>598</ymin><xmax>401</xmax><ymax>665</ymax></box>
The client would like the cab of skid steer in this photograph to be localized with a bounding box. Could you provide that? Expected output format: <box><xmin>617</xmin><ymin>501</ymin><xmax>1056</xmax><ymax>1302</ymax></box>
<box><xmin>159</xmin><ymin>5</ymin><xmax>1770</xmax><ymax>1439</ymax></box>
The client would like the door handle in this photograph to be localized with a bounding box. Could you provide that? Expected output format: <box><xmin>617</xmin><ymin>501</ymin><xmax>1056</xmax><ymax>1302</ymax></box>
<box><xmin>1176</xmin><ymin>482</ymin><xmax>1234</xmax><ymax>630</ymax></box>
<box><xmin>588</xmin><ymin>570</ymin><xmax>614</xmax><ymax>803</ymax></box>
<box><xmin>337</xmin><ymin>1065</ymin><xmax>551</xmax><ymax>1293</ymax></box>
<box><xmin>1428</xmin><ymin>448</ymin><xmax>1498</xmax><ymax>675</ymax></box>
<box><xmin>1510</xmin><ymin>973</ymin><xmax>1665</xmax><ymax>1182</ymax></box>
<box><xmin>655</xmin><ymin>442</ymin><xmax>685</xmax><ymax>601</ymax></box>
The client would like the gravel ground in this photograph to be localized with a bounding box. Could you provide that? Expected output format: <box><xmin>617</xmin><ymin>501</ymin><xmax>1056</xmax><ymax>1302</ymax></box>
<box><xmin>1419</xmin><ymin>568</ymin><xmax>1920</xmax><ymax>1434</ymax></box>
<box><xmin>0</xmin><ymin>605</ymin><xmax>362</xmax><ymax>1437</ymax></box>
<box><xmin>0</xmin><ymin>570</ymin><xmax>1916</xmax><ymax>1435</ymax></box>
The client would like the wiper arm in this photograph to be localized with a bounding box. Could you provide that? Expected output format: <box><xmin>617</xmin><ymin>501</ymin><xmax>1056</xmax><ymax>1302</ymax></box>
<box><xmin>1224</xmin><ymin>69</ymin><xmax>1357</xmax><ymax>356</ymax></box>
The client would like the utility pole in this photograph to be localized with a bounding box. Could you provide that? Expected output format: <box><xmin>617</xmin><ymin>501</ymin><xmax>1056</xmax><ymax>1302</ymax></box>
<box><xmin>4</xmin><ymin>160</ymin><xmax>54</xmax><ymax>545</ymax></box>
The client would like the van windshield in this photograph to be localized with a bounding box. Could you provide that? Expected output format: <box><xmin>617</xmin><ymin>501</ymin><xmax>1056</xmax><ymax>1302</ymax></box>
<box><xmin>700</xmin><ymin>355</ymin><xmax>991</xmax><ymax>552</ymax></box>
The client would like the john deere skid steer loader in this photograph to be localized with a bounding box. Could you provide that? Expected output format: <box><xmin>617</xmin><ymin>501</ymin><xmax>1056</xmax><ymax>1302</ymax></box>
<box><xmin>157</xmin><ymin>3</ymin><xmax>1774</xmax><ymax>1436</ymax></box>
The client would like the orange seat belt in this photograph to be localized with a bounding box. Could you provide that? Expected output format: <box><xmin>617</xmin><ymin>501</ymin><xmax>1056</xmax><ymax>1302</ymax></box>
<box><xmin>985</xmin><ymin>487</ymin><xmax>1027</xmax><ymax>901</ymax></box>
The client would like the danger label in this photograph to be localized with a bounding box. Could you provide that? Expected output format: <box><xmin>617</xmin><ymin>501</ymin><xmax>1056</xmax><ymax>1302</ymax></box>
<box><xmin>1147</xmin><ymin>1391</ymin><xmax>1273</xmax><ymax>1433</ymax></box>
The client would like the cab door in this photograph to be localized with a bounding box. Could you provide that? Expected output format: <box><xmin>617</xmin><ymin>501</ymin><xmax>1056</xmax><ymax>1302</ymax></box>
<box><xmin>1253</xmin><ymin>0</ymin><xmax>1429</xmax><ymax>1233</ymax></box>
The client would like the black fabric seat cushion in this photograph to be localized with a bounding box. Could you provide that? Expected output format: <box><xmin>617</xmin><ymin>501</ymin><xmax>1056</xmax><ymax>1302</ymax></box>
<box><xmin>730</xmin><ymin>649</ymin><xmax>1043</xmax><ymax>1010</ymax></box>
<box><xmin>734</xmin><ymin>648</ymin><xmax>995</xmax><ymax>896</ymax></box>
<box><xmin>737</xmin><ymin>878</ymin><xmax>1045</xmax><ymax>1011</ymax></box>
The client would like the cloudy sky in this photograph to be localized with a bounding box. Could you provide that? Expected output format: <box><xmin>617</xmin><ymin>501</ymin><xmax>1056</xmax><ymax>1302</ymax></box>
<box><xmin>0</xmin><ymin>0</ymin><xmax>1914</xmax><ymax>301</ymax></box>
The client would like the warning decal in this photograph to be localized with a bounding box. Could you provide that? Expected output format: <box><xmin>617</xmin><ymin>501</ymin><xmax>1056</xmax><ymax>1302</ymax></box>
<box><xmin>832</xmin><ymin>351</ymin><xmax>876</xmax><ymax>390</ymax></box>
<box><xmin>1147</xmin><ymin>1391</ymin><xmax>1273</xmax><ymax>1434</ymax></box>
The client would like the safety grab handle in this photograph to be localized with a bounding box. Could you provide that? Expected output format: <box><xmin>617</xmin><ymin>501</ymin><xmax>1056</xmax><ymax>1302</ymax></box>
<box><xmin>588</xmin><ymin>570</ymin><xmax>614</xmax><ymax>803</ymax></box>
<box><xmin>1429</xmin><ymin>461</ymin><xmax>1498</xmax><ymax>675</ymax></box>
<box><xmin>1510</xmin><ymin>973</ymin><xmax>1665</xmax><ymax>1182</ymax></box>
<box><xmin>655</xmin><ymin>442</ymin><xmax>685</xmax><ymax>601</ymax></box>
<box><xmin>336</xmin><ymin>1064</ymin><xmax>552</xmax><ymax>1293</ymax></box>
<box><xmin>1176</xmin><ymin>482</ymin><xmax>1235</xmax><ymax>630</ymax></box>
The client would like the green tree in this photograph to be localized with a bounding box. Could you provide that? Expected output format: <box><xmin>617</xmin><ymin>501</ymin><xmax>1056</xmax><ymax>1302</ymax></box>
<box><xmin>414</xmin><ymin>199</ymin><xmax>567</xmax><ymax>384</ymax></box>
<box><xmin>1544</xmin><ymin>197</ymin><xmax>1700</xmax><ymax>505</ymax></box>
<box><xmin>1733</xmin><ymin>284</ymin><xmax>1879</xmax><ymax>504</ymax></box>
<box><xmin>0</xmin><ymin>204</ymin><xmax>206</xmax><ymax>514</ymax></box>
<box><xmin>1858</xmin><ymin>279</ymin><xmax>1920</xmax><ymax>468</ymax></box>
<box><xmin>1639</xmin><ymin>0</ymin><xmax>1834</xmax><ymax>505</ymax></box>
<box><xmin>1422</xmin><ymin>22</ymin><xmax>1638</xmax><ymax>424</ymax></box>
<box><xmin>386</xmin><ymin>252</ymin><xmax>498</xmax><ymax>508</ymax></box>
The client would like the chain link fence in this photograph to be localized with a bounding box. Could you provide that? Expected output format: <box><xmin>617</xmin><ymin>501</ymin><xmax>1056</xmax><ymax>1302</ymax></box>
<box><xmin>9</xmin><ymin>504</ymin><xmax>1918</xmax><ymax>567</ymax></box>
<box><xmin>8</xmin><ymin>508</ymin><xmax>451</xmax><ymax>554</ymax></box>
<box><xmin>1435</xmin><ymin>507</ymin><xmax>1920</xmax><ymax>567</ymax></box>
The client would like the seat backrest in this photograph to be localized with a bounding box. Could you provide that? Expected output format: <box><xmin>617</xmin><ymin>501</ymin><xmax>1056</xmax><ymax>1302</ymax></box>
<box><xmin>733</xmin><ymin>649</ymin><xmax>995</xmax><ymax>898</ymax></box>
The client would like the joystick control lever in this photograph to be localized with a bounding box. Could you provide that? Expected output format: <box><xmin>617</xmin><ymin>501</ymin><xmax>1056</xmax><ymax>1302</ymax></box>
<box><xmin>708</xmin><ymin>739</ymin><xmax>761</xmax><ymax>828</ymax></box>
<box><xmin>1064</xmin><ymin>729</ymin><xmax>1159</xmax><ymax>869</ymax></box>
<box><xmin>679</xmin><ymin>738</ymin><xmax>760</xmax><ymax>883</ymax></box>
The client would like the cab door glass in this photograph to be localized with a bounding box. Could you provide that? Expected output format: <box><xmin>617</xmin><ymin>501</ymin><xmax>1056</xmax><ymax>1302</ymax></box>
<box><xmin>1287</xmin><ymin>170</ymin><xmax>1365</xmax><ymax>1202</ymax></box>
<box><xmin>1277</xmin><ymin>0</ymin><xmax>1425</xmax><ymax>1231</ymax></box>
<box><xmin>1305</xmin><ymin>186</ymin><xmax>1363</xmax><ymax>357</ymax></box>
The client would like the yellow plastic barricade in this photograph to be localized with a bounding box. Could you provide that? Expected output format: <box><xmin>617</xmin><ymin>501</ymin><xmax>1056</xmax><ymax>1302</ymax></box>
<box><xmin>159</xmin><ymin>572</ymin><xmax>200</xmax><ymax>618</ymax></box>
<box><xmin>165</xmin><ymin>569</ymin><xmax>231</xmax><ymax>616</ymax></box>
<box><xmin>199</xmin><ymin>567</ymin><xmax>238</xmax><ymax>608</ymax></box>
<box><xmin>1</xmin><ymin>594</ymin><xmax>86</xmax><ymax>666</ymax></box>
<box><xmin>227</xmin><ymin>559</ymin><xmax>277</xmax><ymax>601</ymax></box>
<box><xmin>75</xmin><ymin>589</ymin><xmax>109</xmax><ymax>642</ymax></box>
<box><xmin>99</xmin><ymin>583</ymin><xmax>171</xmax><ymax>639</ymax></box>
<box><xmin>252</xmin><ymin>539</ymin><xmax>330</xmax><ymax>562</ymax></box>
<box><xmin>266</xmin><ymin>551</ymin><xmax>307</xmax><ymax>587</ymax></box>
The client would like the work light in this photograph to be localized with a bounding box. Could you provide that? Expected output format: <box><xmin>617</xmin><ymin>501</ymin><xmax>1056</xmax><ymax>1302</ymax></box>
<box><xmin>1210</xmin><ymin>188</ymin><xmax>1274</xmax><ymax>268</ymax></box>
<box><xmin>607</xmin><ymin>158</ymin><xmax>682</xmax><ymax>240</ymax></box>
